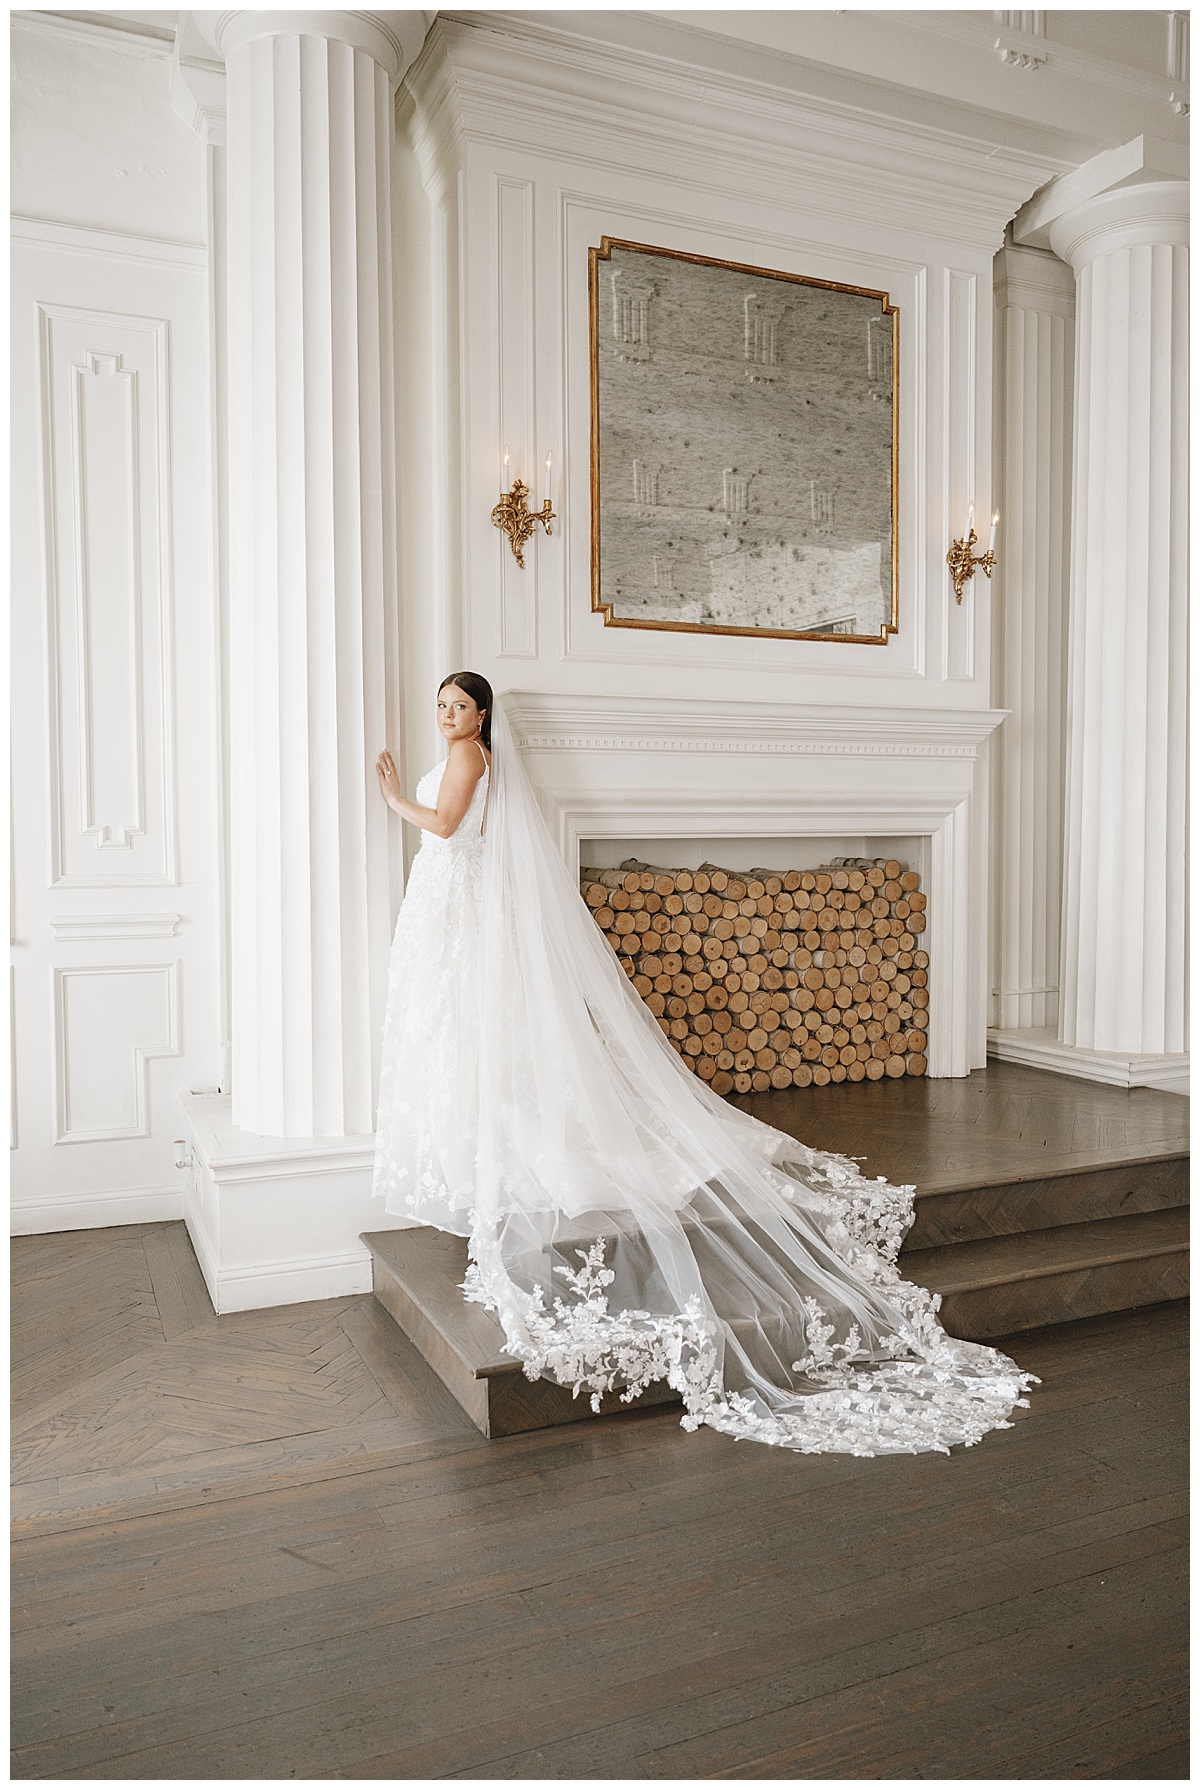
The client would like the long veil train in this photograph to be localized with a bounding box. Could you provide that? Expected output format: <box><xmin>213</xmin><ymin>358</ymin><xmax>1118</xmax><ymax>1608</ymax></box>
<box><xmin>462</xmin><ymin>697</ymin><xmax>1034</xmax><ymax>1454</ymax></box>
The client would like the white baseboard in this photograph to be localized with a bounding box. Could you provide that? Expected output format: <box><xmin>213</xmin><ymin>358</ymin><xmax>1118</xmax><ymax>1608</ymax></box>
<box><xmin>208</xmin><ymin>1247</ymin><xmax>376</xmax><ymax>1314</ymax></box>
<box><xmin>10</xmin><ymin>1183</ymin><xmax>184</xmax><ymax>1235</ymax></box>
<box><xmin>988</xmin><ymin>1027</ymin><xmax>1190</xmax><ymax>1097</ymax></box>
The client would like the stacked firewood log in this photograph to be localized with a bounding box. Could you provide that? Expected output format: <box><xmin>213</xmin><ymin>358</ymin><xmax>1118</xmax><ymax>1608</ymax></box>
<box><xmin>580</xmin><ymin>857</ymin><xmax>929</xmax><ymax>1097</ymax></box>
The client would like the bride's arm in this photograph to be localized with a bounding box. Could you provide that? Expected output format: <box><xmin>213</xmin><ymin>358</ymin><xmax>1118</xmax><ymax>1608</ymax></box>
<box><xmin>375</xmin><ymin>741</ymin><xmax>485</xmax><ymax>839</ymax></box>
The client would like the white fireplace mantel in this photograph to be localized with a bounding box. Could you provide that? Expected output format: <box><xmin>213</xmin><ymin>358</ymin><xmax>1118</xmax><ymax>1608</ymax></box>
<box><xmin>506</xmin><ymin>690</ymin><xmax>1006</xmax><ymax>1083</ymax></box>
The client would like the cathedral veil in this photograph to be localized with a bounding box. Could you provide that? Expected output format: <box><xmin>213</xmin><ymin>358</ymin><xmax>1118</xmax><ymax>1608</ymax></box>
<box><xmin>463</xmin><ymin>695</ymin><xmax>1035</xmax><ymax>1454</ymax></box>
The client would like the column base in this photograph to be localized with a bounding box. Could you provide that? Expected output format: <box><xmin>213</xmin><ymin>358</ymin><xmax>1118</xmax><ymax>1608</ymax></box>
<box><xmin>987</xmin><ymin>1028</ymin><xmax>1189</xmax><ymax>1097</ymax></box>
<box><xmin>177</xmin><ymin>1093</ymin><xmax>415</xmax><ymax>1313</ymax></box>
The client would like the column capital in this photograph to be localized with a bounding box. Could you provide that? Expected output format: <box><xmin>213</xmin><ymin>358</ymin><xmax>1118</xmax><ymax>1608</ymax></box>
<box><xmin>188</xmin><ymin>10</ymin><xmax>433</xmax><ymax>84</ymax></box>
<box><xmin>994</xmin><ymin>243</ymin><xmax>1076</xmax><ymax>318</ymax></box>
<box><xmin>1048</xmin><ymin>179</ymin><xmax>1189</xmax><ymax>270</ymax></box>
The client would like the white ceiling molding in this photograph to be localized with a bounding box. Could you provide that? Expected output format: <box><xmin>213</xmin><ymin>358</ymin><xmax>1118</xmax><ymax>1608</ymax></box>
<box><xmin>901</xmin><ymin>10</ymin><xmax>1187</xmax><ymax>108</ymax></box>
<box><xmin>412</xmin><ymin>18</ymin><xmax>1073</xmax><ymax>251</ymax></box>
<box><xmin>13</xmin><ymin>11</ymin><xmax>177</xmax><ymax>55</ymax></box>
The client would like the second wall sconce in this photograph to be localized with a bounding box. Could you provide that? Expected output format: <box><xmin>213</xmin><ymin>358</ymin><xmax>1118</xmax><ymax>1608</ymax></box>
<box><xmin>492</xmin><ymin>445</ymin><xmax>555</xmax><ymax>568</ymax></box>
<box><xmin>947</xmin><ymin>503</ymin><xmax>999</xmax><ymax>604</ymax></box>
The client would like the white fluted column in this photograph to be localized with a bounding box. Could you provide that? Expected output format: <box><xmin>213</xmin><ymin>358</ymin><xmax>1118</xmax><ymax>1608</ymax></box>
<box><xmin>206</xmin><ymin>10</ymin><xmax>428</xmax><ymax>1136</ymax></box>
<box><xmin>990</xmin><ymin>246</ymin><xmax>1074</xmax><ymax>1034</ymax></box>
<box><xmin>1050</xmin><ymin>182</ymin><xmax>1188</xmax><ymax>1059</ymax></box>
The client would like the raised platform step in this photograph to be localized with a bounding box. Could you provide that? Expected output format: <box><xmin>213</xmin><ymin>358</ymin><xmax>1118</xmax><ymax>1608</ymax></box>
<box><xmin>903</xmin><ymin>1150</ymin><xmax>1189</xmax><ymax>1251</ymax></box>
<box><xmin>366</xmin><ymin>1136</ymin><xmax>1189</xmax><ymax>1433</ymax></box>
<box><xmin>901</xmin><ymin>1206</ymin><xmax>1190</xmax><ymax>1341</ymax></box>
<box><xmin>361</xmin><ymin>1228</ymin><xmax>681</xmax><ymax>1439</ymax></box>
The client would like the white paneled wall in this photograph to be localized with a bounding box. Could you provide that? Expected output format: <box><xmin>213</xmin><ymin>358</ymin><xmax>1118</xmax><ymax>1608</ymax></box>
<box><xmin>393</xmin><ymin>15</ymin><xmax>1072</xmax><ymax>1079</ymax></box>
<box><xmin>11</xmin><ymin>224</ymin><xmax>220</xmax><ymax>1230</ymax></box>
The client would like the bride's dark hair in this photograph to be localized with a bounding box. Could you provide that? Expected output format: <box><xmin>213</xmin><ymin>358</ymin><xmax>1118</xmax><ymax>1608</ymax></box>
<box><xmin>438</xmin><ymin>670</ymin><xmax>493</xmax><ymax>749</ymax></box>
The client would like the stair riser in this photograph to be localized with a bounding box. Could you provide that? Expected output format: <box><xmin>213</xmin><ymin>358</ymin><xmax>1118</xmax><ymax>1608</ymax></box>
<box><xmin>928</xmin><ymin>1253</ymin><xmax>1189</xmax><ymax>1342</ymax></box>
<box><xmin>904</xmin><ymin>1157</ymin><xmax>1189</xmax><ymax>1251</ymax></box>
<box><xmin>370</xmin><ymin>1255</ymin><xmax>681</xmax><ymax>1439</ymax></box>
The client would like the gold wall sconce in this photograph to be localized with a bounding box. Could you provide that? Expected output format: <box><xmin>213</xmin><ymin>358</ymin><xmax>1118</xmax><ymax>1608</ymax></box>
<box><xmin>947</xmin><ymin>504</ymin><xmax>999</xmax><ymax>604</ymax></box>
<box><xmin>492</xmin><ymin>446</ymin><xmax>555</xmax><ymax>568</ymax></box>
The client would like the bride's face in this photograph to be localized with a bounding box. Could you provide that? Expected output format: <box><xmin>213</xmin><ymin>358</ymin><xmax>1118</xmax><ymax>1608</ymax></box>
<box><xmin>438</xmin><ymin>685</ymin><xmax>484</xmax><ymax>742</ymax></box>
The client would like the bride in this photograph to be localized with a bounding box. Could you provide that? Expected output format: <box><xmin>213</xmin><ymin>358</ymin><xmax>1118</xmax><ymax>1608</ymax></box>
<box><xmin>373</xmin><ymin>672</ymin><xmax>1034</xmax><ymax>1455</ymax></box>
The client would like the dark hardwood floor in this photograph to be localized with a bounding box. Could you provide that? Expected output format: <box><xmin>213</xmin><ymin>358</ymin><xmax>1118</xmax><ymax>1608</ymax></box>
<box><xmin>11</xmin><ymin>1207</ymin><xmax>1188</xmax><ymax>1777</ymax></box>
<box><xmin>731</xmin><ymin>1058</ymin><xmax>1189</xmax><ymax>1192</ymax></box>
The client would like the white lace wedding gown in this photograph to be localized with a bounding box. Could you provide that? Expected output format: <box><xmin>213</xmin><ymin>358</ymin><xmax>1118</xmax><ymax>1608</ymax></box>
<box><xmin>373</xmin><ymin>707</ymin><xmax>1035</xmax><ymax>1456</ymax></box>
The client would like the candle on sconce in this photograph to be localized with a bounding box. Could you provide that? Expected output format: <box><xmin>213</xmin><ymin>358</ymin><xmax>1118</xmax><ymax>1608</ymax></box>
<box><xmin>989</xmin><ymin>511</ymin><xmax>999</xmax><ymax>554</ymax></box>
<box><xmin>965</xmin><ymin>502</ymin><xmax>974</xmax><ymax>541</ymax></box>
<box><xmin>544</xmin><ymin>451</ymin><xmax>552</xmax><ymax>505</ymax></box>
<box><xmin>502</xmin><ymin>445</ymin><xmax>510</xmax><ymax>495</ymax></box>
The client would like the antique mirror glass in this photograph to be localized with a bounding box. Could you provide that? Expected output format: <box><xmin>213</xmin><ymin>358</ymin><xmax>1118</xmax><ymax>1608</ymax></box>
<box><xmin>590</xmin><ymin>238</ymin><xmax>899</xmax><ymax>644</ymax></box>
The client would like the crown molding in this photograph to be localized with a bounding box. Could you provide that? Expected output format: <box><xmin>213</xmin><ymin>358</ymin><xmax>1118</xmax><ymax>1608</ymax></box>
<box><xmin>13</xmin><ymin>10</ymin><xmax>177</xmax><ymax>55</ymax></box>
<box><xmin>409</xmin><ymin>18</ymin><xmax>1071</xmax><ymax>250</ymax></box>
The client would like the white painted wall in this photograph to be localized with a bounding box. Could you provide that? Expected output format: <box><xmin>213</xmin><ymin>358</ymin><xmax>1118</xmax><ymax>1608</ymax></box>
<box><xmin>10</xmin><ymin>17</ymin><xmax>218</xmax><ymax>1233</ymax></box>
<box><xmin>11</xmin><ymin>16</ymin><xmax>205</xmax><ymax>243</ymax></box>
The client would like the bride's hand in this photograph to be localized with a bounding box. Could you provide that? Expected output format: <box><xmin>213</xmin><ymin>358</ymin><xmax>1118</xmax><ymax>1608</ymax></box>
<box><xmin>376</xmin><ymin>749</ymin><xmax>403</xmax><ymax>809</ymax></box>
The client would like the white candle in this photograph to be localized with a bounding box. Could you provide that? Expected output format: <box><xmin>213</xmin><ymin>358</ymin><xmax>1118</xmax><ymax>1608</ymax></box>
<box><xmin>502</xmin><ymin>445</ymin><xmax>510</xmax><ymax>495</ymax></box>
<box><xmin>989</xmin><ymin>511</ymin><xmax>999</xmax><ymax>554</ymax></box>
<box><xmin>544</xmin><ymin>450</ymin><xmax>552</xmax><ymax>505</ymax></box>
<box><xmin>965</xmin><ymin>501</ymin><xmax>974</xmax><ymax>541</ymax></box>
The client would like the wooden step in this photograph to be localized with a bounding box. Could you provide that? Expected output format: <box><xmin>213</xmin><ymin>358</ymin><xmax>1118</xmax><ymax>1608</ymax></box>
<box><xmin>361</xmin><ymin>1228</ymin><xmax>681</xmax><ymax>1439</ymax></box>
<box><xmin>901</xmin><ymin>1206</ymin><xmax>1190</xmax><ymax>1341</ymax></box>
<box><xmin>903</xmin><ymin>1150</ymin><xmax>1189</xmax><ymax>1251</ymax></box>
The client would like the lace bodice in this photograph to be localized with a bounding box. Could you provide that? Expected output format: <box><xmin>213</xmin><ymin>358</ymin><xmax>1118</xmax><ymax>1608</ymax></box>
<box><xmin>413</xmin><ymin>749</ymin><xmax>489</xmax><ymax>857</ymax></box>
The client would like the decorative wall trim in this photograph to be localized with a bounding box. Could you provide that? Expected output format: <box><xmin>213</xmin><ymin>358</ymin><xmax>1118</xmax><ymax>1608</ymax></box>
<box><xmin>49</xmin><ymin>912</ymin><xmax>182</xmax><ymax>940</ymax></box>
<box><xmin>12</xmin><ymin>216</ymin><xmax>207</xmax><ymax>268</ymax></box>
<box><xmin>52</xmin><ymin>961</ymin><xmax>181</xmax><ymax>1143</ymax></box>
<box><xmin>988</xmin><ymin>1027</ymin><xmax>1190</xmax><ymax>1097</ymax></box>
<box><xmin>495</xmin><ymin>175</ymin><xmax>538</xmax><ymax>659</ymax></box>
<box><xmin>39</xmin><ymin>301</ymin><xmax>179</xmax><ymax>888</ymax></box>
<box><xmin>942</xmin><ymin>268</ymin><xmax>979</xmax><ymax>682</ymax></box>
<box><xmin>506</xmin><ymin>690</ymin><xmax>1008</xmax><ymax>754</ymax></box>
<box><xmin>10</xmin><ymin>1182</ymin><xmax>184</xmax><ymax>1236</ymax></box>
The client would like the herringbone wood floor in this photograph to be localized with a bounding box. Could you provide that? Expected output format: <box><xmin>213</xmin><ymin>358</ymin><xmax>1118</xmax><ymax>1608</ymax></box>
<box><xmin>11</xmin><ymin>1226</ymin><xmax>1189</xmax><ymax>1778</ymax></box>
<box><xmin>12</xmin><ymin>1222</ymin><xmax>476</xmax><ymax>1529</ymax></box>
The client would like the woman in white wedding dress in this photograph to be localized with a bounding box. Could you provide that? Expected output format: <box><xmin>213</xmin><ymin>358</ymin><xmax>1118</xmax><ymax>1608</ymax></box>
<box><xmin>373</xmin><ymin>673</ymin><xmax>1034</xmax><ymax>1456</ymax></box>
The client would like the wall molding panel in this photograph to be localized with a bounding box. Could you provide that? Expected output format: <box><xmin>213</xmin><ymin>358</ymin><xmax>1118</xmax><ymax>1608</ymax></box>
<box><xmin>941</xmin><ymin>268</ymin><xmax>980</xmax><ymax>682</ymax></box>
<box><xmin>494</xmin><ymin>175</ymin><xmax>539</xmax><ymax>659</ymax></box>
<box><xmin>12</xmin><ymin>216</ymin><xmax>207</xmax><ymax>268</ymax></box>
<box><xmin>53</xmin><ymin>961</ymin><xmax>181</xmax><ymax>1144</ymax></box>
<box><xmin>49</xmin><ymin>912</ymin><xmax>182</xmax><ymax>940</ymax></box>
<box><xmin>39</xmin><ymin>301</ymin><xmax>178</xmax><ymax>888</ymax></box>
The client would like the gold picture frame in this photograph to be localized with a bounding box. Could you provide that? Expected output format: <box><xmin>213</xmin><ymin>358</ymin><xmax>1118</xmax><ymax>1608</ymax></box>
<box><xmin>588</xmin><ymin>237</ymin><xmax>900</xmax><ymax>645</ymax></box>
